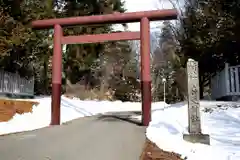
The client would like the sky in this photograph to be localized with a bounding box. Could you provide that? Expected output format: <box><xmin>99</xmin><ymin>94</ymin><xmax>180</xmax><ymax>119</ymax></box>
<box><xmin>62</xmin><ymin>0</ymin><xmax>174</xmax><ymax>51</ymax></box>
<box><xmin>113</xmin><ymin>0</ymin><xmax>174</xmax><ymax>31</ymax></box>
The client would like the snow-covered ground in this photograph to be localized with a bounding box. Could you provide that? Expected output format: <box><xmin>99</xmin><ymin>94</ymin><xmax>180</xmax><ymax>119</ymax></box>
<box><xmin>0</xmin><ymin>96</ymin><xmax>166</xmax><ymax>135</ymax></box>
<box><xmin>147</xmin><ymin>101</ymin><xmax>240</xmax><ymax>160</ymax></box>
<box><xmin>0</xmin><ymin>96</ymin><xmax>240</xmax><ymax>160</ymax></box>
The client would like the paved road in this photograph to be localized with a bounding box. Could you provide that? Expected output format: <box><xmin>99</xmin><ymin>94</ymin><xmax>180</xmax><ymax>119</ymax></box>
<box><xmin>0</xmin><ymin>112</ymin><xmax>146</xmax><ymax>160</ymax></box>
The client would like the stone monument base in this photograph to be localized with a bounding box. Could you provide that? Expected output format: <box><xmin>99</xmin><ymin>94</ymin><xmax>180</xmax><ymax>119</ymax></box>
<box><xmin>183</xmin><ymin>133</ymin><xmax>210</xmax><ymax>145</ymax></box>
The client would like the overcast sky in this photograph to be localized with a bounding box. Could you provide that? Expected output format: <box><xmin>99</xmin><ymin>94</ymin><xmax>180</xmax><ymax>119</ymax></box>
<box><xmin>113</xmin><ymin>0</ymin><xmax>173</xmax><ymax>31</ymax></box>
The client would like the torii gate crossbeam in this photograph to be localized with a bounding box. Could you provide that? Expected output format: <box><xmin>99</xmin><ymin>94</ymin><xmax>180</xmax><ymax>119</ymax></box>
<box><xmin>32</xmin><ymin>9</ymin><xmax>178</xmax><ymax>126</ymax></box>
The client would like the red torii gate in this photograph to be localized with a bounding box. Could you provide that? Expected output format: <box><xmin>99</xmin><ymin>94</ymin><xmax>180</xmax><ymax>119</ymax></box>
<box><xmin>32</xmin><ymin>9</ymin><xmax>178</xmax><ymax>126</ymax></box>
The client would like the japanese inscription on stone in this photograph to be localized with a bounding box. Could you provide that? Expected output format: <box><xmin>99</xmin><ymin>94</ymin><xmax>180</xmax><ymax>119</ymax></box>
<box><xmin>187</xmin><ymin>59</ymin><xmax>201</xmax><ymax>134</ymax></box>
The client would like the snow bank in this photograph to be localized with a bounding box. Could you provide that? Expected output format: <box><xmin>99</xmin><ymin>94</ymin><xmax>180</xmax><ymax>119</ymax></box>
<box><xmin>0</xmin><ymin>96</ymin><xmax>166</xmax><ymax>135</ymax></box>
<box><xmin>1</xmin><ymin>96</ymin><xmax>240</xmax><ymax>160</ymax></box>
<box><xmin>147</xmin><ymin>101</ymin><xmax>240</xmax><ymax>160</ymax></box>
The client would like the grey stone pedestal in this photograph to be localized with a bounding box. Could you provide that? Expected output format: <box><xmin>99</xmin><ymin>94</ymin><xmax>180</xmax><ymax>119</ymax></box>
<box><xmin>183</xmin><ymin>133</ymin><xmax>210</xmax><ymax>145</ymax></box>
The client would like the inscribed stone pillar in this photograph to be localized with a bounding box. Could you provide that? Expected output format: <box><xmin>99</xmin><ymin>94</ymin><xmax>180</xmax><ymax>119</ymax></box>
<box><xmin>183</xmin><ymin>59</ymin><xmax>210</xmax><ymax>145</ymax></box>
<box><xmin>187</xmin><ymin>58</ymin><xmax>201</xmax><ymax>133</ymax></box>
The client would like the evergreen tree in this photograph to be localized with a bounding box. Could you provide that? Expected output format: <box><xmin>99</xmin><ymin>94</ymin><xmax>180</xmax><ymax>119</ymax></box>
<box><xmin>176</xmin><ymin>0</ymin><xmax>240</xmax><ymax>98</ymax></box>
<box><xmin>63</xmin><ymin>0</ymin><xmax>126</xmax><ymax>84</ymax></box>
<box><xmin>0</xmin><ymin>0</ymin><xmax>140</xmax><ymax>100</ymax></box>
<box><xmin>160</xmin><ymin>0</ymin><xmax>240</xmax><ymax>98</ymax></box>
<box><xmin>152</xmin><ymin>21</ymin><xmax>183</xmax><ymax>103</ymax></box>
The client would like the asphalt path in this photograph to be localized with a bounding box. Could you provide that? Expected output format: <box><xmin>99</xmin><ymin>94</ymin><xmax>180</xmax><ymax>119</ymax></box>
<box><xmin>0</xmin><ymin>112</ymin><xmax>146</xmax><ymax>160</ymax></box>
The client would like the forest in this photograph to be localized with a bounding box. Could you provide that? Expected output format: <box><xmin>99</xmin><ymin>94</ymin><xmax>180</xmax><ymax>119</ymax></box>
<box><xmin>1</xmin><ymin>0</ymin><xmax>240</xmax><ymax>103</ymax></box>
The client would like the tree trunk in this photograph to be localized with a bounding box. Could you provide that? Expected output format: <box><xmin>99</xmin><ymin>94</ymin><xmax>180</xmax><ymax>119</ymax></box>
<box><xmin>175</xmin><ymin>68</ymin><xmax>188</xmax><ymax>100</ymax></box>
<box><xmin>199</xmin><ymin>79</ymin><xmax>204</xmax><ymax>99</ymax></box>
<box><xmin>99</xmin><ymin>55</ymin><xmax>111</xmax><ymax>99</ymax></box>
<box><xmin>199</xmin><ymin>75</ymin><xmax>205</xmax><ymax>99</ymax></box>
<box><xmin>43</xmin><ymin>56</ymin><xmax>48</xmax><ymax>94</ymax></box>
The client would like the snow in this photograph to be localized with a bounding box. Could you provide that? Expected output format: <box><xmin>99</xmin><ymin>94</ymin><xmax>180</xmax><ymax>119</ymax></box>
<box><xmin>147</xmin><ymin>101</ymin><xmax>240</xmax><ymax>160</ymax></box>
<box><xmin>0</xmin><ymin>96</ymin><xmax>166</xmax><ymax>135</ymax></box>
<box><xmin>113</xmin><ymin>0</ymin><xmax>173</xmax><ymax>31</ymax></box>
<box><xmin>0</xmin><ymin>96</ymin><xmax>240</xmax><ymax>160</ymax></box>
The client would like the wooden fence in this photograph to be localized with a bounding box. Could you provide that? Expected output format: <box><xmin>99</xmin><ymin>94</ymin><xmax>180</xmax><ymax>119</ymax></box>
<box><xmin>211</xmin><ymin>63</ymin><xmax>240</xmax><ymax>99</ymax></box>
<box><xmin>0</xmin><ymin>71</ymin><xmax>34</xmax><ymax>98</ymax></box>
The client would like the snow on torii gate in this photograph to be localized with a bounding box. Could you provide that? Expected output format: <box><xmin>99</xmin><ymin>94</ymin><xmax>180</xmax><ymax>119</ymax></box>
<box><xmin>32</xmin><ymin>9</ymin><xmax>178</xmax><ymax>126</ymax></box>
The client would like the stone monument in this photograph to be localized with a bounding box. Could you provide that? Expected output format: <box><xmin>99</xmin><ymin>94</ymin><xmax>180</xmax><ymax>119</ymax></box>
<box><xmin>183</xmin><ymin>59</ymin><xmax>210</xmax><ymax>145</ymax></box>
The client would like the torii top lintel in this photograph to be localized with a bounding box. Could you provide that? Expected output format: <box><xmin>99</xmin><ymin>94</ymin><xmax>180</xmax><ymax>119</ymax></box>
<box><xmin>32</xmin><ymin>9</ymin><xmax>178</xmax><ymax>29</ymax></box>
